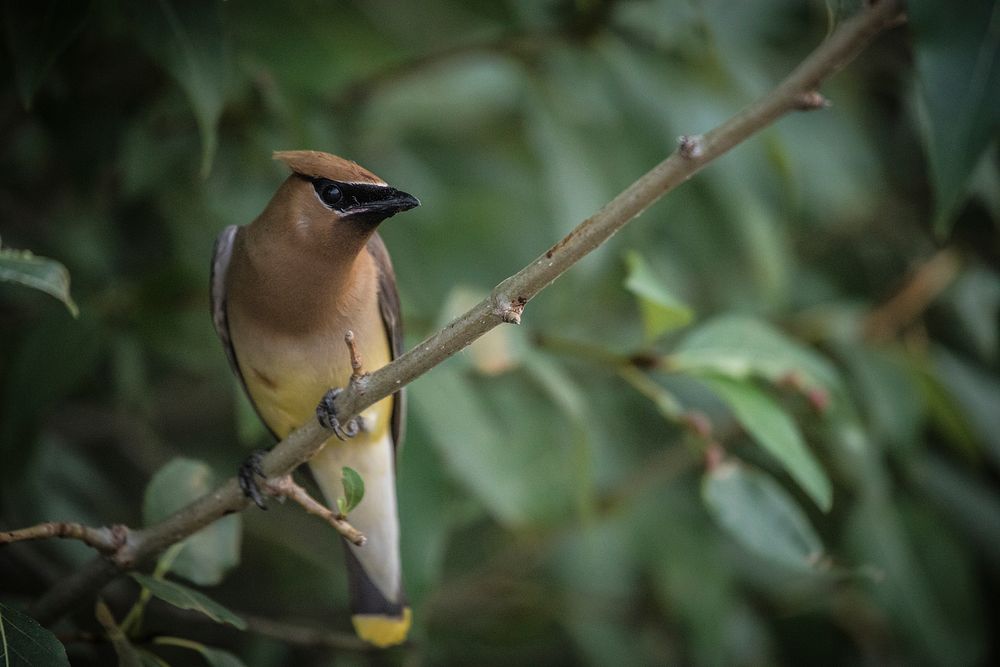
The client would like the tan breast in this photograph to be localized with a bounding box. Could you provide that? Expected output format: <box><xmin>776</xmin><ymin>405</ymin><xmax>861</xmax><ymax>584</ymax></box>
<box><xmin>225</xmin><ymin>230</ymin><xmax>393</xmax><ymax>439</ymax></box>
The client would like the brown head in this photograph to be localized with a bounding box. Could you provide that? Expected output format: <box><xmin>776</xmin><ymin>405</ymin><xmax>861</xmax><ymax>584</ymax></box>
<box><xmin>250</xmin><ymin>150</ymin><xmax>419</xmax><ymax>259</ymax></box>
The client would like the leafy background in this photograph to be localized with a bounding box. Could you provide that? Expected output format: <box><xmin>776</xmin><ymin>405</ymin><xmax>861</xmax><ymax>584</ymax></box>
<box><xmin>1</xmin><ymin>0</ymin><xmax>998</xmax><ymax>665</ymax></box>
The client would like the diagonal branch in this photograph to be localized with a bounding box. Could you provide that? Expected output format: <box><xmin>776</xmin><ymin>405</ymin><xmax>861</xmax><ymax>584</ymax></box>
<box><xmin>27</xmin><ymin>0</ymin><xmax>904</xmax><ymax>625</ymax></box>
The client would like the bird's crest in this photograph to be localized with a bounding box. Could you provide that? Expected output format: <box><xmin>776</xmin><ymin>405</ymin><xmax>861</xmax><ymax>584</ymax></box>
<box><xmin>273</xmin><ymin>150</ymin><xmax>386</xmax><ymax>185</ymax></box>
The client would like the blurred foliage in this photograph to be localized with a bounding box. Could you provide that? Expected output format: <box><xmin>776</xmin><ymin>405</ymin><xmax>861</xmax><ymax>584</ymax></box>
<box><xmin>1</xmin><ymin>0</ymin><xmax>998</xmax><ymax>665</ymax></box>
<box><xmin>0</xmin><ymin>237</ymin><xmax>78</xmax><ymax>316</ymax></box>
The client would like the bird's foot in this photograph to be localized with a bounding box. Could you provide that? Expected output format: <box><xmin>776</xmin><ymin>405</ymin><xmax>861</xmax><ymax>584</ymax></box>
<box><xmin>238</xmin><ymin>449</ymin><xmax>270</xmax><ymax>510</ymax></box>
<box><xmin>317</xmin><ymin>388</ymin><xmax>360</xmax><ymax>440</ymax></box>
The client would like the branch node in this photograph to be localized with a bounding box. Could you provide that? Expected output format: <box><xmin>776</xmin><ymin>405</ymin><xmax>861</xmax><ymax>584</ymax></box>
<box><xmin>112</xmin><ymin>546</ymin><xmax>137</xmax><ymax>570</ymax></box>
<box><xmin>794</xmin><ymin>90</ymin><xmax>831</xmax><ymax>111</ymax></box>
<box><xmin>677</xmin><ymin>134</ymin><xmax>704</xmax><ymax>159</ymax></box>
<box><xmin>110</xmin><ymin>524</ymin><xmax>129</xmax><ymax>550</ymax></box>
<box><xmin>496</xmin><ymin>296</ymin><xmax>527</xmax><ymax>325</ymax></box>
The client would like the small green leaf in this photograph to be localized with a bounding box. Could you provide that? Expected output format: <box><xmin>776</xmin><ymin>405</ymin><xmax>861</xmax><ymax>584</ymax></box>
<box><xmin>671</xmin><ymin>315</ymin><xmax>840</xmax><ymax>392</ymax></box>
<box><xmin>0</xmin><ymin>601</ymin><xmax>70</xmax><ymax>667</ymax></box>
<box><xmin>143</xmin><ymin>458</ymin><xmax>241</xmax><ymax>586</ymax></box>
<box><xmin>340</xmin><ymin>466</ymin><xmax>365</xmax><ymax>514</ymax></box>
<box><xmin>909</xmin><ymin>0</ymin><xmax>1000</xmax><ymax>234</ymax></box>
<box><xmin>130</xmin><ymin>574</ymin><xmax>247</xmax><ymax>630</ymax></box>
<box><xmin>623</xmin><ymin>250</ymin><xmax>694</xmax><ymax>340</ymax></box>
<box><xmin>699</xmin><ymin>375</ymin><xmax>832</xmax><ymax>511</ymax></box>
<box><xmin>0</xmin><ymin>240</ymin><xmax>78</xmax><ymax>316</ymax></box>
<box><xmin>95</xmin><ymin>599</ymin><xmax>143</xmax><ymax>667</ymax></box>
<box><xmin>702</xmin><ymin>461</ymin><xmax>825</xmax><ymax>571</ymax></box>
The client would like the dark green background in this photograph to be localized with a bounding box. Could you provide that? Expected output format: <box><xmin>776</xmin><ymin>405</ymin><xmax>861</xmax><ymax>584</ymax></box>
<box><xmin>1</xmin><ymin>0</ymin><xmax>998</xmax><ymax>665</ymax></box>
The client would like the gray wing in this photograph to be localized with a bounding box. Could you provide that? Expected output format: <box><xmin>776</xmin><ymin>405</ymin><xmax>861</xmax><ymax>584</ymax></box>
<box><xmin>211</xmin><ymin>225</ymin><xmax>279</xmax><ymax>439</ymax></box>
<box><xmin>367</xmin><ymin>232</ymin><xmax>406</xmax><ymax>450</ymax></box>
<box><xmin>210</xmin><ymin>225</ymin><xmax>241</xmax><ymax>377</ymax></box>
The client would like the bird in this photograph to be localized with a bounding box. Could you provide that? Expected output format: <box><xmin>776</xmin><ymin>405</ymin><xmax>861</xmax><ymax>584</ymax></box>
<box><xmin>209</xmin><ymin>150</ymin><xmax>418</xmax><ymax>647</ymax></box>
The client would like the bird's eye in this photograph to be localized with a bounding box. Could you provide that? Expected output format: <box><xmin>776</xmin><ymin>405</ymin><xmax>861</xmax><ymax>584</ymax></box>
<box><xmin>315</xmin><ymin>180</ymin><xmax>343</xmax><ymax>208</ymax></box>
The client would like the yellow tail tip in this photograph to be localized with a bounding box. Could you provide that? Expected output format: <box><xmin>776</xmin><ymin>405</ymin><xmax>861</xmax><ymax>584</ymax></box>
<box><xmin>352</xmin><ymin>607</ymin><xmax>411</xmax><ymax>648</ymax></box>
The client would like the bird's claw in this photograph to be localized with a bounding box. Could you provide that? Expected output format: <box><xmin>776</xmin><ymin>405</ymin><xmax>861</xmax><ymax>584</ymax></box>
<box><xmin>316</xmin><ymin>388</ymin><xmax>359</xmax><ymax>440</ymax></box>
<box><xmin>238</xmin><ymin>449</ymin><xmax>269</xmax><ymax>510</ymax></box>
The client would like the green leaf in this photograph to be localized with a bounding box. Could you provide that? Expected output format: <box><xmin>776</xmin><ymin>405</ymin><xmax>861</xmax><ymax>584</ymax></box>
<box><xmin>0</xmin><ymin>602</ymin><xmax>70</xmax><ymax>667</ymax></box>
<box><xmin>94</xmin><ymin>599</ymin><xmax>143</xmax><ymax>667</ymax></box>
<box><xmin>195</xmin><ymin>646</ymin><xmax>247</xmax><ymax>667</ymax></box>
<box><xmin>0</xmin><ymin>240</ymin><xmax>78</xmax><ymax>316</ymax></box>
<box><xmin>143</xmin><ymin>458</ymin><xmax>241</xmax><ymax>586</ymax></box>
<box><xmin>670</xmin><ymin>314</ymin><xmax>841</xmax><ymax>392</ymax></box>
<box><xmin>933</xmin><ymin>347</ymin><xmax>1000</xmax><ymax>468</ymax></box>
<box><xmin>137</xmin><ymin>650</ymin><xmax>171</xmax><ymax>667</ymax></box>
<box><xmin>909</xmin><ymin>0</ymin><xmax>1000</xmax><ymax>234</ymax></box>
<box><xmin>699</xmin><ymin>375</ymin><xmax>832</xmax><ymax>511</ymax></box>
<box><xmin>132</xmin><ymin>0</ymin><xmax>228</xmax><ymax>176</ymax></box>
<box><xmin>130</xmin><ymin>574</ymin><xmax>247</xmax><ymax>630</ymax></box>
<box><xmin>152</xmin><ymin>638</ymin><xmax>247</xmax><ymax>667</ymax></box>
<box><xmin>623</xmin><ymin>250</ymin><xmax>694</xmax><ymax>340</ymax></box>
<box><xmin>837</xmin><ymin>344</ymin><xmax>924</xmax><ymax>451</ymax></box>
<box><xmin>411</xmin><ymin>362</ymin><xmax>577</xmax><ymax>524</ymax></box>
<box><xmin>846</xmin><ymin>498</ymin><xmax>980</xmax><ymax>666</ymax></box>
<box><xmin>524</xmin><ymin>352</ymin><xmax>596</xmax><ymax>517</ymax></box>
<box><xmin>0</xmin><ymin>313</ymin><xmax>101</xmax><ymax>481</ymax></box>
<box><xmin>946</xmin><ymin>266</ymin><xmax>1000</xmax><ymax>363</ymax></box>
<box><xmin>340</xmin><ymin>466</ymin><xmax>365</xmax><ymax>515</ymax></box>
<box><xmin>702</xmin><ymin>461</ymin><xmax>825</xmax><ymax>571</ymax></box>
<box><xmin>2</xmin><ymin>1</ymin><xmax>90</xmax><ymax>109</ymax></box>
<box><xmin>911</xmin><ymin>455</ymin><xmax>1000</xmax><ymax>563</ymax></box>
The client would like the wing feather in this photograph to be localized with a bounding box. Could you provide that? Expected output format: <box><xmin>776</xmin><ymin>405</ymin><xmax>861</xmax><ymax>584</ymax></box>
<box><xmin>367</xmin><ymin>233</ymin><xmax>406</xmax><ymax>451</ymax></box>
<box><xmin>210</xmin><ymin>225</ymin><xmax>279</xmax><ymax>440</ymax></box>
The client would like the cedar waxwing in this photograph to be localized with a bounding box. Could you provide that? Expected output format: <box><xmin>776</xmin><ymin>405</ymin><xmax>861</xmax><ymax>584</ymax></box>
<box><xmin>209</xmin><ymin>150</ymin><xmax>418</xmax><ymax>647</ymax></box>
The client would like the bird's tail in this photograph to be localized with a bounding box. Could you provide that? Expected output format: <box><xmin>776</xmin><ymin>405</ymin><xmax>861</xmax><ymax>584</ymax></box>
<box><xmin>309</xmin><ymin>429</ymin><xmax>409</xmax><ymax>648</ymax></box>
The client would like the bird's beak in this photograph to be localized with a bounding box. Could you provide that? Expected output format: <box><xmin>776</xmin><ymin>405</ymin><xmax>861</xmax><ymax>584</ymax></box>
<box><xmin>381</xmin><ymin>188</ymin><xmax>420</xmax><ymax>214</ymax></box>
<box><xmin>347</xmin><ymin>188</ymin><xmax>419</xmax><ymax>222</ymax></box>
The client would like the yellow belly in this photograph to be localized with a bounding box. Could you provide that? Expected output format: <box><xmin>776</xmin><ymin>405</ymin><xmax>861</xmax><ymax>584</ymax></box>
<box><xmin>234</xmin><ymin>326</ymin><xmax>393</xmax><ymax>442</ymax></box>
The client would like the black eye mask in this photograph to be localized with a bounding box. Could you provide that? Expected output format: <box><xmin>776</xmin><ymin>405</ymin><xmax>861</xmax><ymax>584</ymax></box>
<box><xmin>310</xmin><ymin>177</ymin><xmax>419</xmax><ymax>223</ymax></box>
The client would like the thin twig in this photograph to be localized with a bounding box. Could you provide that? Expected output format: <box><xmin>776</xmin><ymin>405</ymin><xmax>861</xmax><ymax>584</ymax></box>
<box><xmin>344</xmin><ymin>330</ymin><xmax>364</xmax><ymax>384</ymax></box>
<box><xmin>29</xmin><ymin>0</ymin><xmax>904</xmax><ymax>625</ymax></box>
<box><xmin>1</xmin><ymin>522</ymin><xmax>128</xmax><ymax>554</ymax></box>
<box><xmin>263</xmin><ymin>475</ymin><xmax>366</xmax><ymax>546</ymax></box>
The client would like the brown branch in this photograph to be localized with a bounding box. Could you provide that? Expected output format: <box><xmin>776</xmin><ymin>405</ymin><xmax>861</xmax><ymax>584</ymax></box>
<box><xmin>263</xmin><ymin>475</ymin><xmax>366</xmax><ymax>546</ymax></box>
<box><xmin>1</xmin><ymin>522</ymin><xmax>128</xmax><ymax>554</ymax></box>
<box><xmin>28</xmin><ymin>0</ymin><xmax>904</xmax><ymax>626</ymax></box>
<box><xmin>863</xmin><ymin>247</ymin><xmax>962</xmax><ymax>343</ymax></box>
